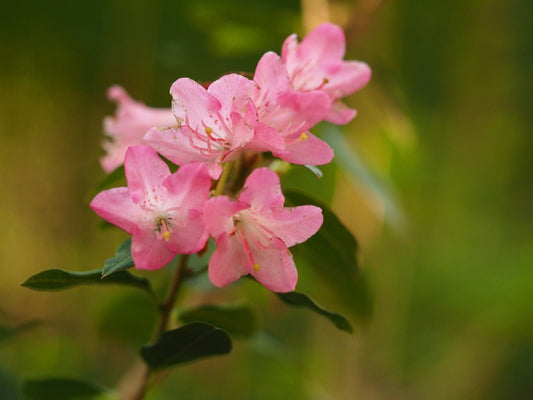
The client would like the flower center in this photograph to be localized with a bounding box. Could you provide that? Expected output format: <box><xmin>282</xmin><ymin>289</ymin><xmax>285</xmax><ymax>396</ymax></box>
<box><xmin>155</xmin><ymin>215</ymin><xmax>172</xmax><ymax>241</ymax></box>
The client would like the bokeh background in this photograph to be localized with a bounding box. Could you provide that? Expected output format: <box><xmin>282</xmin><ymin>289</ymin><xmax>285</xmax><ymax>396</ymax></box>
<box><xmin>1</xmin><ymin>0</ymin><xmax>532</xmax><ymax>399</ymax></box>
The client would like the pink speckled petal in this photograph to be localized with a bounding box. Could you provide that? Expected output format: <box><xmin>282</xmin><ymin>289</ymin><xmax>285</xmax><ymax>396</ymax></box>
<box><xmin>239</xmin><ymin>168</ymin><xmax>285</xmax><ymax>210</ymax></box>
<box><xmin>131</xmin><ymin>226</ymin><xmax>177</xmax><ymax>270</ymax></box>
<box><xmin>208</xmin><ymin>233</ymin><xmax>249</xmax><ymax>287</ymax></box>
<box><xmin>248</xmin><ymin>236</ymin><xmax>297</xmax><ymax>293</ymax></box>
<box><xmin>204</xmin><ymin>196</ymin><xmax>248</xmax><ymax>238</ymax></box>
<box><xmin>90</xmin><ymin>187</ymin><xmax>142</xmax><ymax>234</ymax></box>
<box><xmin>124</xmin><ymin>146</ymin><xmax>171</xmax><ymax>204</ymax></box>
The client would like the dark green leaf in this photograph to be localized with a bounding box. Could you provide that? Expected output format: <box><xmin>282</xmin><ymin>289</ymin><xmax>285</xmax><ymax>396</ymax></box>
<box><xmin>281</xmin><ymin>161</ymin><xmax>337</xmax><ymax>205</ymax></box>
<box><xmin>277</xmin><ymin>292</ymin><xmax>353</xmax><ymax>334</ymax></box>
<box><xmin>23</xmin><ymin>377</ymin><xmax>106</xmax><ymax>400</ymax></box>
<box><xmin>0</xmin><ymin>321</ymin><xmax>40</xmax><ymax>343</ymax></box>
<box><xmin>21</xmin><ymin>269</ymin><xmax>151</xmax><ymax>293</ymax></box>
<box><xmin>178</xmin><ymin>304</ymin><xmax>256</xmax><ymax>338</ymax></box>
<box><xmin>284</xmin><ymin>191</ymin><xmax>373</xmax><ymax>321</ymax></box>
<box><xmin>141</xmin><ymin>322</ymin><xmax>232</xmax><ymax>369</ymax></box>
<box><xmin>102</xmin><ymin>238</ymin><xmax>134</xmax><ymax>277</ymax></box>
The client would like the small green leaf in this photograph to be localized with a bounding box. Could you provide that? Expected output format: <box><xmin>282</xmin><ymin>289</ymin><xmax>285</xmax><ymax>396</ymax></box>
<box><xmin>23</xmin><ymin>377</ymin><xmax>106</xmax><ymax>400</ymax></box>
<box><xmin>141</xmin><ymin>322</ymin><xmax>232</xmax><ymax>369</ymax></box>
<box><xmin>102</xmin><ymin>238</ymin><xmax>134</xmax><ymax>277</ymax></box>
<box><xmin>277</xmin><ymin>292</ymin><xmax>353</xmax><ymax>334</ymax></box>
<box><xmin>178</xmin><ymin>304</ymin><xmax>256</xmax><ymax>338</ymax></box>
<box><xmin>21</xmin><ymin>269</ymin><xmax>151</xmax><ymax>293</ymax></box>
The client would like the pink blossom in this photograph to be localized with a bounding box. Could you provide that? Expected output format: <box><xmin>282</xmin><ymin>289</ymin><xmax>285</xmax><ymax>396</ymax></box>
<box><xmin>203</xmin><ymin>168</ymin><xmax>323</xmax><ymax>292</ymax></box>
<box><xmin>253</xmin><ymin>52</ymin><xmax>333</xmax><ymax>165</ymax></box>
<box><xmin>144</xmin><ymin>74</ymin><xmax>284</xmax><ymax>179</ymax></box>
<box><xmin>281</xmin><ymin>22</ymin><xmax>371</xmax><ymax>124</ymax></box>
<box><xmin>91</xmin><ymin>145</ymin><xmax>210</xmax><ymax>270</ymax></box>
<box><xmin>101</xmin><ymin>85</ymin><xmax>176</xmax><ymax>173</ymax></box>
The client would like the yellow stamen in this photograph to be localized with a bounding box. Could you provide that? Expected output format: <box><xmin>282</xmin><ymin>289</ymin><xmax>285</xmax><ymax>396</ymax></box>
<box><xmin>300</xmin><ymin>132</ymin><xmax>309</xmax><ymax>140</ymax></box>
<box><xmin>253</xmin><ymin>263</ymin><xmax>261</xmax><ymax>271</ymax></box>
<box><xmin>205</xmin><ymin>127</ymin><xmax>213</xmax><ymax>135</ymax></box>
<box><xmin>163</xmin><ymin>231</ymin><xmax>171</xmax><ymax>241</ymax></box>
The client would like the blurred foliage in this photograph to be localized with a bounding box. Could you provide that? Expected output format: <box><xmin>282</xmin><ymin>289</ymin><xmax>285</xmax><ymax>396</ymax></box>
<box><xmin>1</xmin><ymin>0</ymin><xmax>532</xmax><ymax>399</ymax></box>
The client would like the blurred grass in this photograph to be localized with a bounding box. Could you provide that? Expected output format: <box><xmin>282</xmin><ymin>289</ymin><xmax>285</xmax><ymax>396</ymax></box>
<box><xmin>1</xmin><ymin>0</ymin><xmax>532</xmax><ymax>399</ymax></box>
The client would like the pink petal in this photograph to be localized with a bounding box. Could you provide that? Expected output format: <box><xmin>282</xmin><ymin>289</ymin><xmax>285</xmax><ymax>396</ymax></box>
<box><xmin>282</xmin><ymin>23</ymin><xmax>346</xmax><ymax>91</ymax></box>
<box><xmin>207</xmin><ymin>73</ymin><xmax>255</xmax><ymax>118</ymax></box>
<box><xmin>253</xmin><ymin>52</ymin><xmax>330</xmax><ymax>136</ymax></box>
<box><xmin>162</xmin><ymin>163</ymin><xmax>211</xmax><ymax>254</ymax></box>
<box><xmin>143</xmin><ymin>126</ymin><xmax>223</xmax><ymax>179</ymax></box>
<box><xmin>228</xmin><ymin>103</ymin><xmax>255</xmax><ymax>150</ymax></box>
<box><xmin>296</xmin><ymin>23</ymin><xmax>346</xmax><ymax>62</ymax></box>
<box><xmin>124</xmin><ymin>146</ymin><xmax>171</xmax><ymax>204</ymax></box>
<box><xmin>276</xmin><ymin>89</ymin><xmax>330</xmax><ymax>133</ymax></box>
<box><xmin>324</xmin><ymin>100</ymin><xmax>357</xmax><ymax>125</ymax></box>
<box><xmin>239</xmin><ymin>168</ymin><xmax>285</xmax><ymax>210</ymax></box>
<box><xmin>131</xmin><ymin>226</ymin><xmax>177</xmax><ymax>270</ymax></box>
<box><xmin>323</xmin><ymin>61</ymin><xmax>371</xmax><ymax>99</ymax></box>
<box><xmin>163</xmin><ymin>162</ymin><xmax>212</xmax><ymax>210</ymax></box>
<box><xmin>261</xmin><ymin>205</ymin><xmax>323</xmax><ymax>247</ymax></box>
<box><xmin>273</xmin><ymin>132</ymin><xmax>333</xmax><ymax>165</ymax></box>
<box><xmin>204</xmin><ymin>196</ymin><xmax>248</xmax><ymax>238</ymax></box>
<box><xmin>248</xmin><ymin>236</ymin><xmax>297</xmax><ymax>293</ymax></box>
<box><xmin>245</xmin><ymin>122</ymin><xmax>285</xmax><ymax>153</ymax></box>
<box><xmin>208</xmin><ymin>233</ymin><xmax>249</xmax><ymax>287</ymax></box>
<box><xmin>165</xmin><ymin>208</ymin><xmax>209</xmax><ymax>254</ymax></box>
<box><xmin>170</xmin><ymin>78</ymin><xmax>221</xmax><ymax>132</ymax></box>
<box><xmin>101</xmin><ymin>85</ymin><xmax>175</xmax><ymax>173</ymax></box>
<box><xmin>90</xmin><ymin>187</ymin><xmax>142</xmax><ymax>234</ymax></box>
<box><xmin>253</xmin><ymin>52</ymin><xmax>291</xmax><ymax>111</ymax></box>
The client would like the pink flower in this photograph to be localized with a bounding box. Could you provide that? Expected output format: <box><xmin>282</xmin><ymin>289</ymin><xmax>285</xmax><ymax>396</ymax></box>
<box><xmin>203</xmin><ymin>168</ymin><xmax>323</xmax><ymax>292</ymax></box>
<box><xmin>144</xmin><ymin>74</ymin><xmax>284</xmax><ymax>179</ymax></box>
<box><xmin>91</xmin><ymin>145</ymin><xmax>211</xmax><ymax>270</ymax></box>
<box><xmin>281</xmin><ymin>22</ymin><xmax>371</xmax><ymax>124</ymax></box>
<box><xmin>253</xmin><ymin>52</ymin><xmax>333</xmax><ymax>165</ymax></box>
<box><xmin>101</xmin><ymin>85</ymin><xmax>176</xmax><ymax>173</ymax></box>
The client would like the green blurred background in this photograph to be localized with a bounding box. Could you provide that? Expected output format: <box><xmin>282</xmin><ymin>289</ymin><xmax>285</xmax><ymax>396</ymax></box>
<box><xmin>1</xmin><ymin>0</ymin><xmax>532</xmax><ymax>399</ymax></box>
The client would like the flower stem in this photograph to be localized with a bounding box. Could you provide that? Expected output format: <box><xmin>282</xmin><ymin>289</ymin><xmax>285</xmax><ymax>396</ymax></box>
<box><xmin>214</xmin><ymin>162</ymin><xmax>232</xmax><ymax>196</ymax></box>
<box><xmin>121</xmin><ymin>255</ymin><xmax>190</xmax><ymax>400</ymax></box>
<box><xmin>155</xmin><ymin>254</ymin><xmax>189</xmax><ymax>337</ymax></box>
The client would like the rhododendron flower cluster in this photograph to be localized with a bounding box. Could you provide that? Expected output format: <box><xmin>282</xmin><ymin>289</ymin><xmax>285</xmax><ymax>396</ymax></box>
<box><xmin>92</xmin><ymin>22</ymin><xmax>370</xmax><ymax>292</ymax></box>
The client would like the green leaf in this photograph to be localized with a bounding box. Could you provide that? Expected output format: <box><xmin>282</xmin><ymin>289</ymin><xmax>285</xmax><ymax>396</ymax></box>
<box><xmin>23</xmin><ymin>377</ymin><xmax>106</xmax><ymax>400</ymax></box>
<box><xmin>102</xmin><ymin>238</ymin><xmax>134</xmax><ymax>277</ymax></box>
<box><xmin>284</xmin><ymin>190</ymin><xmax>373</xmax><ymax>321</ymax></box>
<box><xmin>284</xmin><ymin>190</ymin><xmax>358</xmax><ymax>277</ymax></box>
<box><xmin>141</xmin><ymin>322</ymin><xmax>232</xmax><ymax>369</ymax></box>
<box><xmin>21</xmin><ymin>269</ymin><xmax>151</xmax><ymax>293</ymax></box>
<box><xmin>178</xmin><ymin>304</ymin><xmax>256</xmax><ymax>338</ymax></box>
<box><xmin>281</xmin><ymin>161</ymin><xmax>337</xmax><ymax>205</ymax></box>
<box><xmin>277</xmin><ymin>292</ymin><xmax>353</xmax><ymax>334</ymax></box>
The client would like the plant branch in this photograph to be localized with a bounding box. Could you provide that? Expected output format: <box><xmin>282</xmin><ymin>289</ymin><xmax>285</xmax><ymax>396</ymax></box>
<box><xmin>120</xmin><ymin>255</ymin><xmax>190</xmax><ymax>400</ymax></box>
